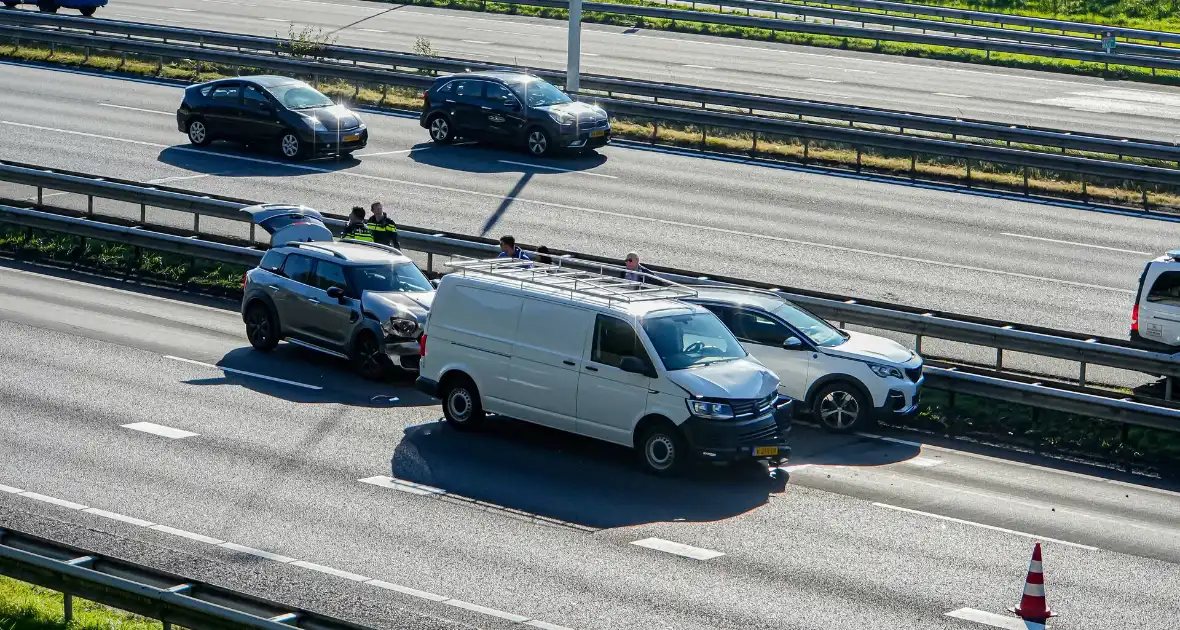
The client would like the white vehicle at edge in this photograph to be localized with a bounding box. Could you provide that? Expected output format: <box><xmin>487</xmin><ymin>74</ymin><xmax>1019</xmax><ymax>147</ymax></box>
<box><xmin>415</xmin><ymin>258</ymin><xmax>793</xmax><ymax>476</ymax></box>
<box><xmin>683</xmin><ymin>286</ymin><xmax>924</xmax><ymax>432</ymax></box>
<box><xmin>1132</xmin><ymin>248</ymin><xmax>1180</xmax><ymax>348</ymax></box>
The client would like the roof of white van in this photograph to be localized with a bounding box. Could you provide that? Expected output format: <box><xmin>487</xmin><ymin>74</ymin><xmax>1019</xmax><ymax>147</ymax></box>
<box><xmin>446</xmin><ymin>272</ymin><xmax>703</xmax><ymax>318</ymax></box>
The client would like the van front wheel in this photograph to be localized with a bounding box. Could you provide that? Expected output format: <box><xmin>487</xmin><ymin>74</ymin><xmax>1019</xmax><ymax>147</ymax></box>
<box><xmin>442</xmin><ymin>377</ymin><xmax>485</xmax><ymax>430</ymax></box>
<box><xmin>638</xmin><ymin>422</ymin><xmax>688</xmax><ymax>477</ymax></box>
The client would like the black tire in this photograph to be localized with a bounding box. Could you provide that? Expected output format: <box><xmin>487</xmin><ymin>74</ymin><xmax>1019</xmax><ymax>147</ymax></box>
<box><xmin>812</xmin><ymin>381</ymin><xmax>874</xmax><ymax>433</ymax></box>
<box><xmin>441</xmin><ymin>376</ymin><xmax>485</xmax><ymax>430</ymax></box>
<box><xmin>353</xmin><ymin>332</ymin><xmax>391</xmax><ymax>381</ymax></box>
<box><xmin>3</xmin><ymin>2</ymin><xmax>19</xmax><ymax>9</ymax></box>
<box><xmin>79</xmin><ymin>6</ymin><xmax>96</xmax><ymax>15</ymax></box>
<box><xmin>637</xmin><ymin>421</ymin><xmax>689</xmax><ymax>477</ymax></box>
<box><xmin>427</xmin><ymin>114</ymin><xmax>454</xmax><ymax>144</ymax></box>
<box><xmin>278</xmin><ymin>130</ymin><xmax>304</xmax><ymax>160</ymax></box>
<box><xmin>525</xmin><ymin>127</ymin><xmax>552</xmax><ymax>157</ymax></box>
<box><xmin>37</xmin><ymin>2</ymin><xmax>57</xmax><ymax>13</ymax></box>
<box><xmin>186</xmin><ymin>118</ymin><xmax>211</xmax><ymax>146</ymax></box>
<box><xmin>245</xmin><ymin>303</ymin><xmax>279</xmax><ymax>351</ymax></box>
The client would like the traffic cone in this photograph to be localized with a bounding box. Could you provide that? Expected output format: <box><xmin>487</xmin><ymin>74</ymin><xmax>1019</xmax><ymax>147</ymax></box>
<box><xmin>1010</xmin><ymin>542</ymin><xmax>1057</xmax><ymax>623</ymax></box>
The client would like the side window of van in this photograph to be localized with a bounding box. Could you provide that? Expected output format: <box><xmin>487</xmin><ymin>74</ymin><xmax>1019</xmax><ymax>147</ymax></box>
<box><xmin>1148</xmin><ymin>271</ymin><xmax>1180</xmax><ymax>306</ymax></box>
<box><xmin>592</xmin><ymin>315</ymin><xmax>651</xmax><ymax>369</ymax></box>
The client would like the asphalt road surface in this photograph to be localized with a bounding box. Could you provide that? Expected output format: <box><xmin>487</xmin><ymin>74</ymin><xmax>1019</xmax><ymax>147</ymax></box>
<box><xmin>1</xmin><ymin>62</ymin><xmax>1177</xmax><ymax>386</ymax></box>
<box><xmin>1</xmin><ymin>262</ymin><xmax>1179</xmax><ymax>630</ymax></box>
<box><xmin>31</xmin><ymin>0</ymin><xmax>1180</xmax><ymax>142</ymax></box>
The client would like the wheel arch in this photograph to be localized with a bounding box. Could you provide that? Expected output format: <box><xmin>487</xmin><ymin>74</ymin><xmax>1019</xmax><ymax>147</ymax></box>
<box><xmin>632</xmin><ymin>413</ymin><xmax>677</xmax><ymax>449</ymax></box>
<box><xmin>805</xmin><ymin>373</ymin><xmax>873</xmax><ymax>409</ymax></box>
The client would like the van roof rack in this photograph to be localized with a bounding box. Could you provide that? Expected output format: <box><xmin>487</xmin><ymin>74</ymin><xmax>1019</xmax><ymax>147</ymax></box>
<box><xmin>287</xmin><ymin>241</ymin><xmax>347</xmax><ymax>259</ymax></box>
<box><xmin>444</xmin><ymin>256</ymin><xmax>698</xmax><ymax>305</ymax></box>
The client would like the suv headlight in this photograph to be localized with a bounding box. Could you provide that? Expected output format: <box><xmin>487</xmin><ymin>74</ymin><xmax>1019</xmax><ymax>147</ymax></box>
<box><xmin>383</xmin><ymin>317</ymin><xmax>419</xmax><ymax>338</ymax></box>
<box><xmin>869</xmin><ymin>363</ymin><xmax>904</xmax><ymax>379</ymax></box>
<box><xmin>548</xmin><ymin>110</ymin><xmax>574</xmax><ymax>125</ymax></box>
<box><xmin>687</xmin><ymin>400</ymin><xmax>734</xmax><ymax>420</ymax></box>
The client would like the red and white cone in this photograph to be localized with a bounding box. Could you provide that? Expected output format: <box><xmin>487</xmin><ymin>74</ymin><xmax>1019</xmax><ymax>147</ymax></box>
<box><xmin>1010</xmin><ymin>542</ymin><xmax>1057</xmax><ymax>623</ymax></box>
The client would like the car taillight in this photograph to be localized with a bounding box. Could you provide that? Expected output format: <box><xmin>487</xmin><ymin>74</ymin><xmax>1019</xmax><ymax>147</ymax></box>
<box><xmin>419</xmin><ymin>334</ymin><xmax>427</xmax><ymax>356</ymax></box>
<box><xmin>1132</xmin><ymin>303</ymin><xmax>1140</xmax><ymax>332</ymax></box>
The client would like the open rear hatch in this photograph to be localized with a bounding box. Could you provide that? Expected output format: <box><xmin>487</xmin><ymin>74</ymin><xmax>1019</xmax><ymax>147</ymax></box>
<box><xmin>242</xmin><ymin>203</ymin><xmax>334</xmax><ymax>247</ymax></box>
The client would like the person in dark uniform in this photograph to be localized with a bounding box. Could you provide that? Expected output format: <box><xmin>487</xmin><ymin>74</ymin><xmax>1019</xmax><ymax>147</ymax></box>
<box><xmin>368</xmin><ymin>200</ymin><xmax>400</xmax><ymax>249</ymax></box>
<box><xmin>342</xmin><ymin>206</ymin><xmax>374</xmax><ymax>242</ymax></box>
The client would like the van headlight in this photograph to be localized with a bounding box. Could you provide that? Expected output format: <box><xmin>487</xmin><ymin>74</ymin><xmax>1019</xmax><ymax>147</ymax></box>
<box><xmin>869</xmin><ymin>364</ymin><xmax>904</xmax><ymax>379</ymax></box>
<box><xmin>383</xmin><ymin>317</ymin><xmax>419</xmax><ymax>338</ymax></box>
<box><xmin>687</xmin><ymin>400</ymin><xmax>734</xmax><ymax>420</ymax></box>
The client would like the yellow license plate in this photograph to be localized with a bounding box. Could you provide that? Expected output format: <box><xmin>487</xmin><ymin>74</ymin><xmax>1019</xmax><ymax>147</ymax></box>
<box><xmin>590</xmin><ymin>130</ymin><xmax>605</xmax><ymax>138</ymax></box>
<box><xmin>753</xmin><ymin>446</ymin><xmax>779</xmax><ymax>457</ymax></box>
<box><xmin>343</xmin><ymin>134</ymin><xmax>361</xmax><ymax>142</ymax></box>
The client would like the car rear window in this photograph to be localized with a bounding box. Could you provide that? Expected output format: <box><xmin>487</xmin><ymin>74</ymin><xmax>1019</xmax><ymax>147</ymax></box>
<box><xmin>1147</xmin><ymin>271</ymin><xmax>1180</xmax><ymax>306</ymax></box>
<box><xmin>259</xmin><ymin>250</ymin><xmax>287</xmax><ymax>272</ymax></box>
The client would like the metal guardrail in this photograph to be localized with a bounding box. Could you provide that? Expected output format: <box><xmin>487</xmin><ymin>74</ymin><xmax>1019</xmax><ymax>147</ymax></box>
<box><xmin>775</xmin><ymin>0</ymin><xmax>1180</xmax><ymax>47</ymax></box>
<box><xmin>2</xmin><ymin>160</ymin><xmax>1178</xmax><ymax>387</ymax></box>
<box><xmin>4</xmin><ymin>11</ymin><xmax>1180</xmax><ymax>170</ymax></box>
<box><xmin>0</xmin><ymin>526</ymin><xmax>384</xmax><ymax>630</ymax></box>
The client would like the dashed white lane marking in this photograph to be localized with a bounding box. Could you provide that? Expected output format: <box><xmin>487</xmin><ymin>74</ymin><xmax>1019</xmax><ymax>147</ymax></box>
<box><xmin>359</xmin><ymin>475</ymin><xmax>446</xmax><ymax>496</ymax></box>
<box><xmin>873</xmin><ymin>503</ymin><xmax>1098</xmax><ymax>550</ymax></box>
<box><xmin>683</xmin><ymin>64</ymin><xmax>715</xmax><ymax>69</ymax></box>
<box><xmin>261</xmin><ymin>17</ymin><xmax>288</xmax><ymax>21</ymax></box>
<box><xmin>497</xmin><ymin>159</ymin><xmax>618</xmax><ymax>179</ymax></box>
<box><xmin>0</xmin><ymin>120</ymin><xmax>1135</xmax><ymax>294</ymax></box>
<box><xmin>171</xmin><ymin>7</ymin><xmax>197</xmax><ymax>11</ymax></box>
<box><xmin>933</xmin><ymin>92</ymin><xmax>972</xmax><ymax>99</ymax></box>
<box><xmin>358</xmin><ymin>28</ymin><xmax>388</xmax><ymax>33</ymax></box>
<box><xmin>631</xmin><ymin>537</ymin><xmax>725</xmax><ymax>560</ymax></box>
<box><xmin>221</xmin><ymin>542</ymin><xmax>297</xmax><ymax>563</ymax></box>
<box><xmin>20</xmin><ymin>492</ymin><xmax>86</xmax><ymax>510</ymax></box>
<box><xmin>806</xmin><ymin>78</ymin><xmax>840</xmax><ymax>83</ymax></box>
<box><xmin>465</xmin><ymin>26</ymin><xmax>530</xmax><ymax>36</ymax></box>
<box><xmin>122</xmin><ymin>422</ymin><xmax>199</xmax><ymax>440</ymax></box>
<box><xmin>1</xmin><ymin>482</ymin><xmax>567</xmax><ymax>627</ymax></box>
<box><xmin>84</xmin><ymin>508</ymin><xmax>154</xmax><ymax>527</ymax></box>
<box><xmin>461</xmin><ymin>39</ymin><xmax>492</xmax><ymax>45</ymax></box>
<box><xmin>164</xmin><ymin>355</ymin><xmax>323</xmax><ymax>391</ymax></box>
<box><xmin>946</xmin><ymin>607</ymin><xmax>1045</xmax><ymax>629</ymax></box>
<box><xmin>150</xmin><ymin>525</ymin><xmax>224</xmax><ymax>545</ymax></box>
<box><xmin>1001</xmin><ymin>232</ymin><xmax>1152</xmax><ymax>255</ymax></box>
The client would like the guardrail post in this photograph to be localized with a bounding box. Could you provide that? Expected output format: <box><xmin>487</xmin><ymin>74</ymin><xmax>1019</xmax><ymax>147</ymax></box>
<box><xmin>427</xmin><ymin>252</ymin><xmax>433</xmax><ymax>272</ymax></box>
<box><xmin>914</xmin><ymin>334</ymin><xmax>922</xmax><ymax>354</ymax></box>
<box><xmin>996</xmin><ymin>347</ymin><xmax>1004</xmax><ymax>371</ymax></box>
<box><xmin>1023</xmin><ymin>166</ymin><xmax>1029</xmax><ymax>195</ymax></box>
<box><xmin>1166</xmin><ymin>377</ymin><xmax>1174</xmax><ymax>401</ymax></box>
<box><xmin>965</xmin><ymin>159</ymin><xmax>971</xmax><ymax>186</ymax></box>
<box><xmin>1142</xmin><ymin>187</ymin><xmax>1149</xmax><ymax>210</ymax></box>
<box><xmin>856</xmin><ymin>147</ymin><xmax>862</xmax><ymax>172</ymax></box>
<box><xmin>193</xmin><ymin>213</ymin><xmax>200</xmax><ymax>233</ymax></box>
<box><xmin>1081</xmin><ymin>177</ymin><xmax>1088</xmax><ymax>203</ymax></box>
<box><xmin>1079</xmin><ymin>361</ymin><xmax>1087</xmax><ymax>387</ymax></box>
<box><xmin>64</xmin><ymin>593</ymin><xmax>73</xmax><ymax>623</ymax></box>
<box><xmin>141</xmin><ymin>203</ymin><xmax>146</xmax><ymax>224</ymax></box>
<box><xmin>751</xmin><ymin>132</ymin><xmax>758</xmax><ymax>156</ymax></box>
<box><xmin>910</xmin><ymin>154</ymin><xmax>916</xmax><ymax>180</ymax></box>
<box><xmin>37</xmin><ymin>185</ymin><xmax>42</xmax><ymax>206</ymax></box>
<box><xmin>87</xmin><ymin>195</ymin><xmax>93</xmax><ymax>217</ymax></box>
<box><xmin>84</xmin><ymin>46</ymin><xmax>90</xmax><ymax>62</ymax></box>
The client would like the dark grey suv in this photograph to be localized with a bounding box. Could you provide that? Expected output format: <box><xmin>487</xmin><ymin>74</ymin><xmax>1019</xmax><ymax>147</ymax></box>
<box><xmin>239</xmin><ymin>205</ymin><xmax>435</xmax><ymax>380</ymax></box>
<box><xmin>420</xmin><ymin>71</ymin><xmax>610</xmax><ymax>156</ymax></box>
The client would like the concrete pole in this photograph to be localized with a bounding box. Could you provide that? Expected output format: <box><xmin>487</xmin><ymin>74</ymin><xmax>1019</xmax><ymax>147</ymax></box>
<box><xmin>567</xmin><ymin>0</ymin><xmax>582</xmax><ymax>92</ymax></box>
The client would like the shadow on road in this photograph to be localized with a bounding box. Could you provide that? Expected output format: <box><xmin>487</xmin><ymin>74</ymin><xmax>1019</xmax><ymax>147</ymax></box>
<box><xmin>408</xmin><ymin>141</ymin><xmax>609</xmax><ymax>176</ymax></box>
<box><xmin>181</xmin><ymin>345</ymin><xmax>435</xmax><ymax>407</ymax></box>
<box><xmin>156</xmin><ymin>144</ymin><xmax>361</xmax><ymax>176</ymax></box>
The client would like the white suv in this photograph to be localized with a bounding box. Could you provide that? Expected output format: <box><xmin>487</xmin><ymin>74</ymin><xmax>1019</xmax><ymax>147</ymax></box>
<box><xmin>1132</xmin><ymin>249</ymin><xmax>1180</xmax><ymax>349</ymax></box>
<box><xmin>683</xmin><ymin>286</ymin><xmax>924</xmax><ymax>432</ymax></box>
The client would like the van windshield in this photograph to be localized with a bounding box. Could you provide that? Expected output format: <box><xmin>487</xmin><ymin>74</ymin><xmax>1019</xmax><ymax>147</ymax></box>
<box><xmin>641</xmin><ymin>311</ymin><xmax>746</xmax><ymax>371</ymax></box>
<box><xmin>346</xmin><ymin>263</ymin><xmax>433</xmax><ymax>293</ymax></box>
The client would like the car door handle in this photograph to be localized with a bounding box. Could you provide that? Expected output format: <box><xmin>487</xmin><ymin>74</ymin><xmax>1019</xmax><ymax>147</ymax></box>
<box><xmin>563</xmin><ymin>360</ymin><xmax>575</xmax><ymax>366</ymax></box>
<box><xmin>585</xmin><ymin>366</ymin><xmax>598</xmax><ymax>372</ymax></box>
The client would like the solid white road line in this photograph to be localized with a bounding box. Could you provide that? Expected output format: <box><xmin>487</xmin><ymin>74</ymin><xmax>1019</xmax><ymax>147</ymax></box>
<box><xmin>147</xmin><ymin>174</ymin><xmax>212</xmax><ymax>184</ymax></box>
<box><xmin>121</xmin><ymin>422</ymin><xmax>199</xmax><ymax>439</ymax></box>
<box><xmin>220</xmin><ymin>542</ymin><xmax>297</xmax><ymax>563</ymax></box>
<box><xmin>97</xmin><ymin>104</ymin><xmax>173</xmax><ymax>116</ymax></box>
<box><xmin>261</xmin><ymin>17</ymin><xmax>288</xmax><ymax>21</ymax></box>
<box><xmin>631</xmin><ymin>537</ymin><xmax>725</xmax><ymax>560</ymax></box>
<box><xmin>0</xmin><ymin>119</ymin><xmax>1137</xmax><ymax>294</ymax></box>
<box><xmin>150</xmin><ymin>525</ymin><xmax>225</xmax><ymax>545</ymax></box>
<box><xmin>172</xmin><ymin>7</ymin><xmax>198</xmax><ymax>11</ymax></box>
<box><xmin>358</xmin><ymin>28</ymin><xmax>388</xmax><ymax>33</ymax></box>
<box><xmin>683</xmin><ymin>64</ymin><xmax>715</xmax><ymax>70</ymax></box>
<box><xmin>498</xmin><ymin>159</ymin><xmax>618</xmax><ymax>178</ymax></box>
<box><xmin>806</xmin><ymin>78</ymin><xmax>840</xmax><ymax>83</ymax></box>
<box><xmin>1001</xmin><ymin>232</ymin><xmax>1152</xmax><ymax>255</ymax></box>
<box><xmin>0</xmin><ymin>266</ymin><xmax>233</xmax><ymax>315</ymax></box>
<box><xmin>83</xmin><ymin>508</ymin><xmax>154</xmax><ymax>527</ymax></box>
<box><xmin>946</xmin><ymin>607</ymin><xmax>1045</xmax><ymax>630</ymax></box>
<box><xmin>2</xmin><ymin>482</ymin><xmax>570</xmax><ymax>629</ymax></box>
<box><xmin>934</xmin><ymin>93</ymin><xmax>972</xmax><ymax>99</ymax></box>
<box><xmin>359</xmin><ymin>475</ymin><xmax>446</xmax><ymax>496</ymax></box>
<box><xmin>873</xmin><ymin>503</ymin><xmax>1098</xmax><ymax>550</ymax></box>
<box><xmin>164</xmin><ymin>355</ymin><xmax>323</xmax><ymax>390</ymax></box>
<box><xmin>20</xmin><ymin>492</ymin><xmax>86</xmax><ymax>510</ymax></box>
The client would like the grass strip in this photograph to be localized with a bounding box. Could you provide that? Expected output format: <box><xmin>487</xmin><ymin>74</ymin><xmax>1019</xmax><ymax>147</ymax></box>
<box><xmin>0</xmin><ymin>224</ymin><xmax>246</xmax><ymax>296</ymax></box>
<box><xmin>371</xmin><ymin>0</ymin><xmax>1180</xmax><ymax>86</ymax></box>
<box><xmin>0</xmin><ymin>574</ymin><xmax>182</xmax><ymax>630</ymax></box>
<box><xmin>2</xmin><ymin>40</ymin><xmax>1177</xmax><ymax>211</ymax></box>
<box><xmin>855</xmin><ymin>0</ymin><xmax>1180</xmax><ymax>34</ymax></box>
<box><xmin>3</xmin><ymin>220</ymin><xmax>1177</xmax><ymax>477</ymax></box>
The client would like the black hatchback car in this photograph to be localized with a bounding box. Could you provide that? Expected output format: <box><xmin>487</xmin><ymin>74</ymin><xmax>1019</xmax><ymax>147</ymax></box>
<box><xmin>420</xmin><ymin>71</ymin><xmax>610</xmax><ymax>157</ymax></box>
<box><xmin>176</xmin><ymin>76</ymin><xmax>368</xmax><ymax>160</ymax></box>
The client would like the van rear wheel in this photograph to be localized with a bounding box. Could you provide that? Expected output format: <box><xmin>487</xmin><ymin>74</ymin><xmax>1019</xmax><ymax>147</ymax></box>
<box><xmin>637</xmin><ymin>421</ymin><xmax>688</xmax><ymax>477</ymax></box>
<box><xmin>442</xmin><ymin>376</ymin><xmax>485</xmax><ymax>430</ymax></box>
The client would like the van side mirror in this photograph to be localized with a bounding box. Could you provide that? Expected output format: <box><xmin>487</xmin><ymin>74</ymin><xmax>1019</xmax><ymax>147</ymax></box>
<box><xmin>619</xmin><ymin>356</ymin><xmax>655</xmax><ymax>378</ymax></box>
<box><xmin>326</xmin><ymin>286</ymin><xmax>346</xmax><ymax>302</ymax></box>
<box><xmin>783</xmin><ymin>336</ymin><xmax>803</xmax><ymax>350</ymax></box>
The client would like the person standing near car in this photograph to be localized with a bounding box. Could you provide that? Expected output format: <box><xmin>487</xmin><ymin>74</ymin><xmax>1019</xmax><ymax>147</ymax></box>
<box><xmin>368</xmin><ymin>200</ymin><xmax>400</xmax><ymax>249</ymax></box>
<box><xmin>497</xmin><ymin>235</ymin><xmax>530</xmax><ymax>261</ymax></box>
<box><xmin>342</xmin><ymin>206</ymin><xmax>374</xmax><ymax>242</ymax></box>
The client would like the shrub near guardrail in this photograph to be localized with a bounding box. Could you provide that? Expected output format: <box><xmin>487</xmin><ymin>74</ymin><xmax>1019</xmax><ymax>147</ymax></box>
<box><xmin>3</xmin><ymin>40</ymin><xmax>1179</xmax><ymax>212</ymax></box>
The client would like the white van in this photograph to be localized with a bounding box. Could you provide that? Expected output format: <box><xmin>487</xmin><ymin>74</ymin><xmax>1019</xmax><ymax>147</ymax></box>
<box><xmin>1133</xmin><ymin>249</ymin><xmax>1180</xmax><ymax>349</ymax></box>
<box><xmin>415</xmin><ymin>258</ymin><xmax>793</xmax><ymax>476</ymax></box>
